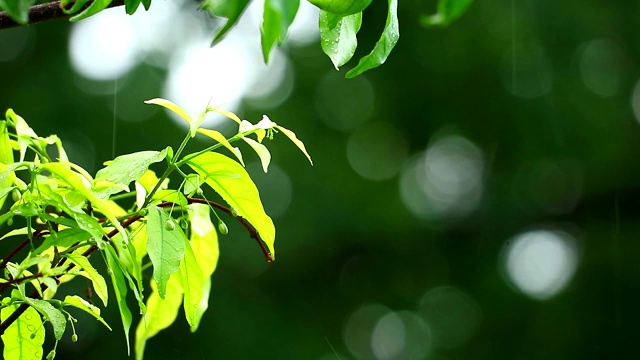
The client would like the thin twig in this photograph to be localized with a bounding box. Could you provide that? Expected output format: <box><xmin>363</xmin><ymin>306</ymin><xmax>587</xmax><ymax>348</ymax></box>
<box><xmin>0</xmin><ymin>0</ymin><xmax>126</xmax><ymax>30</ymax></box>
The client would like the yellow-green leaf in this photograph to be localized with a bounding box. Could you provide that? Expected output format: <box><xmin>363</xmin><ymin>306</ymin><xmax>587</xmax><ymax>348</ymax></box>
<box><xmin>1</xmin><ymin>305</ymin><xmax>44</xmax><ymax>360</ymax></box>
<box><xmin>186</xmin><ymin>152</ymin><xmax>276</xmax><ymax>258</ymax></box>
<box><xmin>242</xmin><ymin>137</ymin><xmax>271</xmax><ymax>173</ymax></box>
<box><xmin>145</xmin><ymin>98</ymin><xmax>192</xmax><ymax>125</ymax></box>
<box><xmin>197</xmin><ymin>128</ymin><xmax>245</xmax><ymax>166</ymax></box>
<box><xmin>146</xmin><ymin>206</ymin><xmax>186</xmax><ymax>298</ymax></box>
<box><xmin>66</xmin><ymin>254</ymin><xmax>109</xmax><ymax>307</ymax></box>
<box><xmin>178</xmin><ymin>237</ymin><xmax>204</xmax><ymax>328</ymax></box>
<box><xmin>63</xmin><ymin>295</ymin><xmax>111</xmax><ymax>330</ymax></box>
<box><xmin>274</xmin><ymin>124</ymin><xmax>313</xmax><ymax>165</ymax></box>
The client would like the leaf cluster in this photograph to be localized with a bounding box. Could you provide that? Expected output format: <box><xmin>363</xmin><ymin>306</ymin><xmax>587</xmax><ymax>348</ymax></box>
<box><xmin>0</xmin><ymin>99</ymin><xmax>311</xmax><ymax>360</ymax></box>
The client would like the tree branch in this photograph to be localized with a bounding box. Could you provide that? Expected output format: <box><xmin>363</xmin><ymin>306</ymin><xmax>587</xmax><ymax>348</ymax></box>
<box><xmin>0</xmin><ymin>0</ymin><xmax>126</xmax><ymax>30</ymax></box>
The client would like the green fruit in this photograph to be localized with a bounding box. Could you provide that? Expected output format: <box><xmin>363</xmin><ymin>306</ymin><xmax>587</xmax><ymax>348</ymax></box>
<box><xmin>164</xmin><ymin>220</ymin><xmax>176</xmax><ymax>231</ymax></box>
<box><xmin>307</xmin><ymin>0</ymin><xmax>372</xmax><ymax>16</ymax></box>
<box><xmin>10</xmin><ymin>188</ymin><xmax>20</xmax><ymax>202</ymax></box>
<box><xmin>218</xmin><ymin>221</ymin><xmax>229</xmax><ymax>235</ymax></box>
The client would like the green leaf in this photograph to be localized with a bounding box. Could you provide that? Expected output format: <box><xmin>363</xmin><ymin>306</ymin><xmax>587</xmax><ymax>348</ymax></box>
<box><xmin>346</xmin><ymin>0</ymin><xmax>399</xmax><ymax>78</ymax></box>
<box><xmin>178</xmin><ymin>236</ymin><xmax>204</xmax><ymax>328</ymax></box>
<box><xmin>63</xmin><ymin>295</ymin><xmax>111</xmax><ymax>330</ymax></box>
<box><xmin>6</xmin><ymin>109</ymin><xmax>38</xmax><ymax>162</ymax></box>
<box><xmin>0</xmin><ymin>0</ymin><xmax>36</xmax><ymax>24</ymax></box>
<box><xmin>152</xmin><ymin>189</ymin><xmax>188</xmax><ymax>207</ymax></box>
<box><xmin>34</xmin><ymin>228</ymin><xmax>91</xmax><ymax>254</ymax></box>
<box><xmin>208</xmin><ymin>106</ymin><xmax>242</xmax><ymax>125</ymax></box>
<box><xmin>186</xmin><ymin>152</ymin><xmax>276</xmax><ymax>258</ymax></box>
<box><xmin>187</xmin><ymin>204</ymin><xmax>219</xmax><ymax>331</ymax></box>
<box><xmin>242</xmin><ymin>137</ymin><xmax>271</xmax><ymax>173</ymax></box>
<box><xmin>134</xmin><ymin>278</ymin><xmax>183</xmax><ymax>360</ymax></box>
<box><xmin>22</xmin><ymin>298</ymin><xmax>66</xmax><ymax>341</ymax></box>
<box><xmin>200</xmin><ymin>0</ymin><xmax>251</xmax><ymax>44</ymax></box>
<box><xmin>104</xmin><ymin>245</ymin><xmax>133</xmax><ymax>354</ymax></box>
<box><xmin>66</xmin><ymin>254</ymin><xmax>109</xmax><ymax>307</ymax></box>
<box><xmin>319</xmin><ymin>11</ymin><xmax>362</xmax><ymax>70</ymax></box>
<box><xmin>125</xmin><ymin>0</ymin><xmax>142</xmax><ymax>14</ymax></box>
<box><xmin>42</xmin><ymin>163</ymin><xmax>128</xmax><ymax>243</ymax></box>
<box><xmin>146</xmin><ymin>206</ymin><xmax>187</xmax><ymax>298</ymax></box>
<box><xmin>95</xmin><ymin>149</ymin><xmax>168</xmax><ymax>197</ymax></box>
<box><xmin>307</xmin><ymin>0</ymin><xmax>371</xmax><ymax>16</ymax></box>
<box><xmin>1</xmin><ymin>305</ymin><xmax>44</xmax><ymax>360</ymax></box>
<box><xmin>145</xmin><ymin>98</ymin><xmax>192</xmax><ymax>125</ymax></box>
<box><xmin>197</xmin><ymin>128</ymin><xmax>245</xmax><ymax>166</ymax></box>
<box><xmin>274</xmin><ymin>123</ymin><xmax>313</xmax><ymax>165</ymax></box>
<box><xmin>69</xmin><ymin>0</ymin><xmax>113</xmax><ymax>22</ymax></box>
<box><xmin>422</xmin><ymin>0</ymin><xmax>474</xmax><ymax>27</ymax></box>
<box><xmin>261</xmin><ymin>0</ymin><xmax>300</xmax><ymax>62</ymax></box>
<box><xmin>0</xmin><ymin>121</ymin><xmax>14</xmax><ymax>210</ymax></box>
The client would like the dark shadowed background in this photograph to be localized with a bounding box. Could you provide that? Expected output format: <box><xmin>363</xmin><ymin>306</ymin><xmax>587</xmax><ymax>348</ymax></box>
<box><xmin>2</xmin><ymin>0</ymin><xmax>640</xmax><ymax>358</ymax></box>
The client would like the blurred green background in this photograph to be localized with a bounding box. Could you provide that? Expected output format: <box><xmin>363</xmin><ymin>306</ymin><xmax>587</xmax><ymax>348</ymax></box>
<box><xmin>2</xmin><ymin>0</ymin><xmax>640</xmax><ymax>359</ymax></box>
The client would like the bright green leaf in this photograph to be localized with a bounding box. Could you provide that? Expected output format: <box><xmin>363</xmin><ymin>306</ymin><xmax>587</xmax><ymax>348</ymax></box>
<box><xmin>95</xmin><ymin>149</ymin><xmax>167</xmax><ymax>197</ymax></box>
<box><xmin>35</xmin><ymin>228</ymin><xmax>91</xmax><ymax>254</ymax></box>
<box><xmin>197</xmin><ymin>128</ymin><xmax>245</xmax><ymax>166</ymax></box>
<box><xmin>319</xmin><ymin>11</ymin><xmax>362</xmax><ymax>70</ymax></box>
<box><xmin>178</xmin><ymin>236</ymin><xmax>204</xmax><ymax>328</ymax></box>
<box><xmin>152</xmin><ymin>189</ymin><xmax>188</xmax><ymax>207</ymax></box>
<box><xmin>0</xmin><ymin>121</ymin><xmax>14</xmax><ymax>210</ymax></box>
<box><xmin>261</xmin><ymin>0</ymin><xmax>300</xmax><ymax>62</ymax></box>
<box><xmin>144</xmin><ymin>98</ymin><xmax>192</xmax><ymax>125</ymax></box>
<box><xmin>208</xmin><ymin>107</ymin><xmax>242</xmax><ymax>125</ymax></box>
<box><xmin>307</xmin><ymin>0</ymin><xmax>371</xmax><ymax>16</ymax></box>
<box><xmin>201</xmin><ymin>0</ymin><xmax>251</xmax><ymax>44</ymax></box>
<box><xmin>274</xmin><ymin>123</ymin><xmax>313</xmax><ymax>165</ymax></box>
<box><xmin>1</xmin><ymin>305</ymin><xmax>44</xmax><ymax>360</ymax></box>
<box><xmin>346</xmin><ymin>0</ymin><xmax>399</xmax><ymax>78</ymax></box>
<box><xmin>68</xmin><ymin>0</ymin><xmax>112</xmax><ymax>22</ymax></box>
<box><xmin>146</xmin><ymin>206</ymin><xmax>186</xmax><ymax>298</ymax></box>
<box><xmin>187</xmin><ymin>204</ymin><xmax>219</xmax><ymax>331</ymax></box>
<box><xmin>243</xmin><ymin>137</ymin><xmax>271</xmax><ymax>173</ymax></box>
<box><xmin>104</xmin><ymin>245</ymin><xmax>133</xmax><ymax>354</ymax></box>
<box><xmin>42</xmin><ymin>163</ymin><xmax>128</xmax><ymax>243</ymax></box>
<box><xmin>66</xmin><ymin>254</ymin><xmax>109</xmax><ymax>307</ymax></box>
<box><xmin>186</xmin><ymin>152</ymin><xmax>276</xmax><ymax>258</ymax></box>
<box><xmin>63</xmin><ymin>295</ymin><xmax>111</xmax><ymax>330</ymax></box>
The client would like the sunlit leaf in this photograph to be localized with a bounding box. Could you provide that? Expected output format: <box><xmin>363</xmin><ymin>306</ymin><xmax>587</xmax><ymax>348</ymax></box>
<box><xmin>0</xmin><ymin>0</ymin><xmax>36</xmax><ymax>24</ymax></box>
<box><xmin>63</xmin><ymin>295</ymin><xmax>111</xmax><ymax>330</ymax></box>
<box><xmin>346</xmin><ymin>0</ymin><xmax>399</xmax><ymax>78</ymax></box>
<box><xmin>104</xmin><ymin>245</ymin><xmax>133</xmax><ymax>354</ymax></box>
<box><xmin>95</xmin><ymin>149</ymin><xmax>168</xmax><ymax>197</ymax></box>
<box><xmin>1</xmin><ymin>305</ymin><xmax>44</xmax><ymax>360</ymax></box>
<box><xmin>201</xmin><ymin>0</ymin><xmax>251</xmax><ymax>44</ymax></box>
<box><xmin>261</xmin><ymin>0</ymin><xmax>300</xmax><ymax>62</ymax></box>
<box><xmin>42</xmin><ymin>163</ymin><xmax>128</xmax><ymax>242</ymax></box>
<box><xmin>146</xmin><ymin>206</ymin><xmax>186</xmax><ymax>298</ymax></box>
<box><xmin>243</xmin><ymin>137</ymin><xmax>271</xmax><ymax>173</ymax></box>
<box><xmin>421</xmin><ymin>0</ymin><xmax>474</xmax><ymax>27</ymax></box>
<box><xmin>66</xmin><ymin>254</ymin><xmax>109</xmax><ymax>307</ymax></box>
<box><xmin>187</xmin><ymin>204</ymin><xmax>219</xmax><ymax>331</ymax></box>
<box><xmin>152</xmin><ymin>189</ymin><xmax>188</xmax><ymax>207</ymax></box>
<box><xmin>6</xmin><ymin>109</ymin><xmax>37</xmax><ymax>162</ymax></box>
<box><xmin>197</xmin><ymin>128</ymin><xmax>245</xmax><ymax>166</ymax></box>
<box><xmin>319</xmin><ymin>11</ymin><xmax>362</xmax><ymax>70</ymax></box>
<box><xmin>34</xmin><ymin>229</ymin><xmax>91</xmax><ymax>254</ymax></box>
<box><xmin>274</xmin><ymin>123</ymin><xmax>313</xmax><ymax>165</ymax></box>
<box><xmin>134</xmin><ymin>278</ymin><xmax>182</xmax><ymax>360</ymax></box>
<box><xmin>208</xmin><ymin>107</ymin><xmax>242</xmax><ymax>125</ymax></box>
<box><xmin>186</xmin><ymin>152</ymin><xmax>276</xmax><ymax>258</ymax></box>
<box><xmin>178</xmin><ymin>236</ymin><xmax>204</xmax><ymax>328</ymax></box>
<box><xmin>0</xmin><ymin>121</ymin><xmax>14</xmax><ymax>209</ymax></box>
<box><xmin>145</xmin><ymin>98</ymin><xmax>192</xmax><ymax>125</ymax></box>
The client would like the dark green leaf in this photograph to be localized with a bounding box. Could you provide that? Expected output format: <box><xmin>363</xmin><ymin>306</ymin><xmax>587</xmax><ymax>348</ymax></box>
<box><xmin>422</xmin><ymin>0</ymin><xmax>474</xmax><ymax>27</ymax></box>
<box><xmin>142</xmin><ymin>0</ymin><xmax>151</xmax><ymax>10</ymax></box>
<box><xmin>125</xmin><ymin>0</ymin><xmax>142</xmax><ymax>14</ymax></box>
<box><xmin>186</xmin><ymin>152</ymin><xmax>276</xmax><ymax>258</ymax></box>
<box><xmin>200</xmin><ymin>0</ymin><xmax>251</xmax><ymax>44</ymax></box>
<box><xmin>320</xmin><ymin>11</ymin><xmax>362</xmax><ymax>70</ymax></box>
<box><xmin>261</xmin><ymin>0</ymin><xmax>300</xmax><ymax>62</ymax></box>
<box><xmin>146</xmin><ymin>206</ymin><xmax>186</xmax><ymax>298</ymax></box>
<box><xmin>0</xmin><ymin>0</ymin><xmax>36</xmax><ymax>24</ymax></box>
<box><xmin>346</xmin><ymin>0</ymin><xmax>399</xmax><ymax>78</ymax></box>
<box><xmin>307</xmin><ymin>0</ymin><xmax>371</xmax><ymax>17</ymax></box>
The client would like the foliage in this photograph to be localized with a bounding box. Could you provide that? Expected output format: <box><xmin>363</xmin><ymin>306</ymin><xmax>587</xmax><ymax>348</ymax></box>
<box><xmin>0</xmin><ymin>99</ymin><xmax>311</xmax><ymax>359</ymax></box>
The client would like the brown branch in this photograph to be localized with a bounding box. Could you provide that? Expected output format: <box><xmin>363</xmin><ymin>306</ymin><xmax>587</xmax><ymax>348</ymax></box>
<box><xmin>0</xmin><ymin>0</ymin><xmax>126</xmax><ymax>30</ymax></box>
